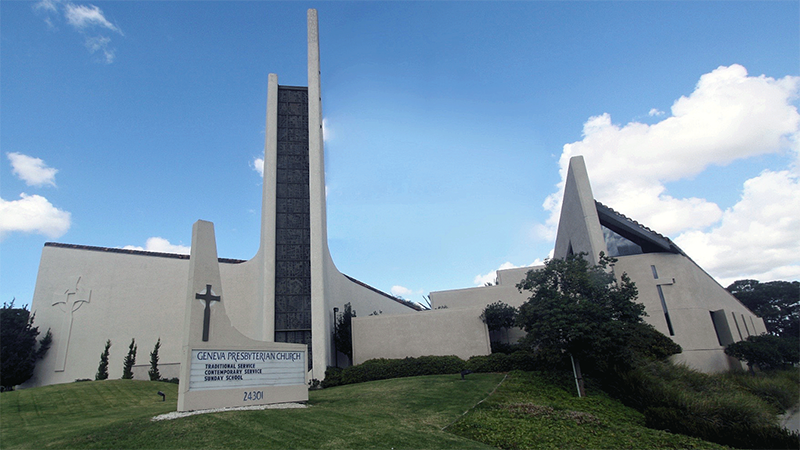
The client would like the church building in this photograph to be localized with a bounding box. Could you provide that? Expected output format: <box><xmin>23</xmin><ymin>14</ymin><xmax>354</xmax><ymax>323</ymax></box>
<box><xmin>25</xmin><ymin>10</ymin><xmax>764</xmax><ymax>389</ymax></box>
<box><xmin>427</xmin><ymin>156</ymin><xmax>767</xmax><ymax>373</ymax></box>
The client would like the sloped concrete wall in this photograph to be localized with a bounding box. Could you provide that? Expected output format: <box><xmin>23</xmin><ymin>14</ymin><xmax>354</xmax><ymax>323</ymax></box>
<box><xmin>613</xmin><ymin>252</ymin><xmax>765</xmax><ymax>372</ymax></box>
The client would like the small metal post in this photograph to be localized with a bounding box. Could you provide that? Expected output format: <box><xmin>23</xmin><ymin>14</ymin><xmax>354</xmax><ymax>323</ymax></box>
<box><xmin>570</xmin><ymin>354</ymin><xmax>582</xmax><ymax>398</ymax></box>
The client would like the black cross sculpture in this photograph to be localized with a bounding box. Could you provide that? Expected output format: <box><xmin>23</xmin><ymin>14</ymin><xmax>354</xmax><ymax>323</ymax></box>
<box><xmin>195</xmin><ymin>284</ymin><xmax>221</xmax><ymax>342</ymax></box>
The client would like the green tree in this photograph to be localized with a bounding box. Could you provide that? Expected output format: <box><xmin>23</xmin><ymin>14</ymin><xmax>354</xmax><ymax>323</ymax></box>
<box><xmin>95</xmin><ymin>340</ymin><xmax>111</xmax><ymax>380</ymax></box>
<box><xmin>726</xmin><ymin>279</ymin><xmax>799</xmax><ymax>338</ymax></box>
<box><xmin>725</xmin><ymin>334</ymin><xmax>800</xmax><ymax>372</ymax></box>
<box><xmin>0</xmin><ymin>300</ymin><xmax>52</xmax><ymax>391</ymax></box>
<box><xmin>333</xmin><ymin>303</ymin><xmax>356</xmax><ymax>363</ymax></box>
<box><xmin>480</xmin><ymin>301</ymin><xmax>518</xmax><ymax>344</ymax></box>
<box><xmin>516</xmin><ymin>253</ymin><xmax>678</xmax><ymax>393</ymax></box>
<box><xmin>148</xmin><ymin>338</ymin><xmax>161</xmax><ymax>381</ymax></box>
<box><xmin>122</xmin><ymin>338</ymin><xmax>137</xmax><ymax>379</ymax></box>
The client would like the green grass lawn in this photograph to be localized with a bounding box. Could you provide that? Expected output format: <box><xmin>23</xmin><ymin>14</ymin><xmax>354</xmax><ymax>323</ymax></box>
<box><xmin>1</xmin><ymin>375</ymin><xmax>501</xmax><ymax>449</ymax></box>
<box><xmin>1</xmin><ymin>372</ymin><xmax>725</xmax><ymax>449</ymax></box>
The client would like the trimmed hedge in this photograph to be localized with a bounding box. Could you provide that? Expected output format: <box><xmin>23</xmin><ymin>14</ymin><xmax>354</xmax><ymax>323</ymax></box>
<box><xmin>322</xmin><ymin>351</ymin><xmax>540</xmax><ymax>388</ymax></box>
<box><xmin>645</xmin><ymin>405</ymin><xmax>799</xmax><ymax>449</ymax></box>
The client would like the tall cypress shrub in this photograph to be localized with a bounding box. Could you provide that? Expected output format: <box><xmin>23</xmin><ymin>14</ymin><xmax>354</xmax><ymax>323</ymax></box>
<box><xmin>122</xmin><ymin>338</ymin><xmax>137</xmax><ymax>379</ymax></box>
<box><xmin>95</xmin><ymin>340</ymin><xmax>111</xmax><ymax>380</ymax></box>
<box><xmin>148</xmin><ymin>338</ymin><xmax>161</xmax><ymax>381</ymax></box>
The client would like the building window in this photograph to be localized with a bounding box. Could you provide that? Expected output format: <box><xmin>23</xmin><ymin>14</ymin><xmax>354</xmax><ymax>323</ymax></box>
<box><xmin>651</xmin><ymin>265</ymin><xmax>659</xmax><ymax>279</ymax></box>
<box><xmin>710</xmin><ymin>311</ymin><xmax>723</xmax><ymax>346</ymax></box>
<box><xmin>750</xmin><ymin>316</ymin><xmax>757</xmax><ymax>334</ymax></box>
<box><xmin>602</xmin><ymin>225</ymin><xmax>643</xmax><ymax>257</ymax></box>
<box><xmin>731</xmin><ymin>312</ymin><xmax>743</xmax><ymax>340</ymax></box>
<box><xmin>657</xmin><ymin>285</ymin><xmax>674</xmax><ymax>336</ymax></box>
<box><xmin>742</xmin><ymin>314</ymin><xmax>750</xmax><ymax>336</ymax></box>
<box><xmin>710</xmin><ymin>309</ymin><xmax>734</xmax><ymax>346</ymax></box>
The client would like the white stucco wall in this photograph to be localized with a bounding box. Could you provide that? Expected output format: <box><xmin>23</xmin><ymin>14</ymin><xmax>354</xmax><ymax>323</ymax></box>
<box><xmin>430</xmin><ymin>266</ymin><xmax>535</xmax><ymax>310</ymax></box>
<box><xmin>351</xmin><ymin>307</ymin><xmax>491</xmax><ymax>365</ymax></box>
<box><xmin>27</xmin><ymin>245</ymin><xmax>192</xmax><ymax>386</ymax></box>
<box><xmin>612</xmin><ymin>253</ymin><xmax>765</xmax><ymax>372</ymax></box>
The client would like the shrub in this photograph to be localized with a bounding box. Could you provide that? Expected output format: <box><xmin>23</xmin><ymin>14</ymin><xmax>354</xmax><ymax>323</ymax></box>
<box><xmin>722</xmin><ymin>368</ymin><xmax>800</xmax><ymax>413</ymax></box>
<box><xmin>613</xmin><ymin>361</ymin><xmax>800</xmax><ymax>449</ymax></box>
<box><xmin>480</xmin><ymin>301</ymin><xmax>517</xmax><ymax>332</ymax></box>
<box><xmin>645</xmin><ymin>405</ymin><xmax>799</xmax><ymax>449</ymax></box>
<box><xmin>341</xmin><ymin>355</ymin><xmax>466</xmax><ymax>385</ymax></box>
<box><xmin>148</xmin><ymin>338</ymin><xmax>161</xmax><ymax>381</ymax></box>
<box><xmin>121</xmin><ymin>338</ymin><xmax>137</xmax><ymax>379</ymax></box>
<box><xmin>0</xmin><ymin>301</ymin><xmax>52</xmax><ymax>390</ymax></box>
<box><xmin>321</xmin><ymin>356</ymin><xmax>466</xmax><ymax>387</ymax></box>
<box><xmin>489</xmin><ymin>341</ymin><xmax>525</xmax><ymax>354</ymax></box>
<box><xmin>321</xmin><ymin>366</ymin><xmax>343</xmax><ymax>388</ymax></box>
<box><xmin>323</xmin><ymin>352</ymin><xmax>552</xmax><ymax>388</ymax></box>
<box><xmin>95</xmin><ymin>340</ymin><xmax>111</xmax><ymax>381</ymax></box>
<box><xmin>467</xmin><ymin>353</ymin><xmax>512</xmax><ymax>373</ymax></box>
<box><xmin>466</xmin><ymin>350</ymin><xmax>541</xmax><ymax>373</ymax></box>
<box><xmin>726</xmin><ymin>334</ymin><xmax>800</xmax><ymax>371</ymax></box>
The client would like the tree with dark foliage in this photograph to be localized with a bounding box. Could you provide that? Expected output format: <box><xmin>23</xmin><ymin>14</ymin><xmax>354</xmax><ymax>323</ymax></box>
<box><xmin>726</xmin><ymin>279</ymin><xmax>799</xmax><ymax>339</ymax></box>
<box><xmin>516</xmin><ymin>253</ymin><xmax>680</xmax><ymax>393</ymax></box>
<box><xmin>333</xmin><ymin>303</ymin><xmax>356</xmax><ymax>363</ymax></box>
<box><xmin>0</xmin><ymin>300</ymin><xmax>52</xmax><ymax>391</ymax></box>
<box><xmin>725</xmin><ymin>334</ymin><xmax>800</xmax><ymax>372</ymax></box>
<box><xmin>481</xmin><ymin>301</ymin><xmax>518</xmax><ymax>345</ymax></box>
<box><xmin>481</xmin><ymin>301</ymin><xmax>518</xmax><ymax>332</ymax></box>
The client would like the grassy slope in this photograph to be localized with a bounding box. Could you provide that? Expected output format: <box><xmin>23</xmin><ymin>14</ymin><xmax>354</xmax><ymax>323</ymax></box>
<box><xmin>1</xmin><ymin>375</ymin><xmax>501</xmax><ymax>450</ymax></box>
<box><xmin>1</xmin><ymin>372</ymin><xmax>726</xmax><ymax>449</ymax></box>
<box><xmin>447</xmin><ymin>371</ymin><xmax>725</xmax><ymax>449</ymax></box>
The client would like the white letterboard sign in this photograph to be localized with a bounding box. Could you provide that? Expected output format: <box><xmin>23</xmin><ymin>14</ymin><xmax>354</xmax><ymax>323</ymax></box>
<box><xmin>189</xmin><ymin>350</ymin><xmax>305</xmax><ymax>391</ymax></box>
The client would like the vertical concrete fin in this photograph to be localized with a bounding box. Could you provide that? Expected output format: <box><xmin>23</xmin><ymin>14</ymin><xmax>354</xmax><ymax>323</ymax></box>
<box><xmin>553</xmin><ymin>156</ymin><xmax>608</xmax><ymax>265</ymax></box>
<box><xmin>179</xmin><ymin>220</ymin><xmax>225</xmax><ymax>410</ymax></box>
<box><xmin>307</xmin><ymin>8</ymin><xmax>329</xmax><ymax>379</ymax></box>
<box><xmin>257</xmin><ymin>73</ymin><xmax>279</xmax><ymax>341</ymax></box>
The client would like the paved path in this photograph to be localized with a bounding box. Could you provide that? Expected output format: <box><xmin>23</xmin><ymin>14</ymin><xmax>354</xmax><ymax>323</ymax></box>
<box><xmin>780</xmin><ymin>406</ymin><xmax>799</xmax><ymax>434</ymax></box>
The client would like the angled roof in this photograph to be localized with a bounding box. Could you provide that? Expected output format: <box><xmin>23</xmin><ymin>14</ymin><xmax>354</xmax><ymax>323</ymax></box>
<box><xmin>43</xmin><ymin>242</ymin><xmax>247</xmax><ymax>264</ymax></box>
<box><xmin>594</xmin><ymin>201</ymin><xmax>687</xmax><ymax>256</ymax></box>
<box><xmin>342</xmin><ymin>274</ymin><xmax>424</xmax><ymax>311</ymax></box>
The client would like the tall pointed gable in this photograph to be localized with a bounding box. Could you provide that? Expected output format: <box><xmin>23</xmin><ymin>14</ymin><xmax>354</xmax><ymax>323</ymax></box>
<box><xmin>553</xmin><ymin>156</ymin><xmax>608</xmax><ymax>265</ymax></box>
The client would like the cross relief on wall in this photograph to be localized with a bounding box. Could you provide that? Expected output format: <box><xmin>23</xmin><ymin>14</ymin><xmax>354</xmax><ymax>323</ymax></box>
<box><xmin>51</xmin><ymin>277</ymin><xmax>91</xmax><ymax>372</ymax></box>
<box><xmin>648</xmin><ymin>265</ymin><xmax>676</xmax><ymax>336</ymax></box>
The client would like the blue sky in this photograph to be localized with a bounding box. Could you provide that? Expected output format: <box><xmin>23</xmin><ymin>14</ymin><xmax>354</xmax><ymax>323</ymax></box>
<box><xmin>2</xmin><ymin>1</ymin><xmax>799</xmax><ymax>307</ymax></box>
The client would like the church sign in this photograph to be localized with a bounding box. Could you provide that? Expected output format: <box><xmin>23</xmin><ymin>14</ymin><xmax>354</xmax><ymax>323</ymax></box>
<box><xmin>178</xmin><ymin>220</ymin><xmax>308</xmax><ymax>412</ymax></box>
<box><xmin>189</xmin><ymin>350</ymin><xmax>305</xmax><ymax>390</ymax></box>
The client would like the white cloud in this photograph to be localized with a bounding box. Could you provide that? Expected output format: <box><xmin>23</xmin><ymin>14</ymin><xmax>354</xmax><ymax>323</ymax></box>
<box><xmin>541</xmin><ymin>64</ymin><xmax>800</xmax><ymax>283</ymax></box>
<box><xmin>674</xmin><ymin>170</ymin><xmax>800</xmax><ymax>285</ymax></box>
<box><xmin>252</xmin><ymin>157</ymin><xmax>264</xmax><ymax>177</ymax></box>
<box><xmin>64</xmin><ymin>3</ymin><xmax>121</xmax><ymax>34</ymax></box>
<box><xmin>7</xmin><ymin>152</ymin><xmax>58</xmax><ymax>187</ymax></box>
<box><xmin>33</xmin><ymin>1</ymin><xmax>123</xmax><ymax>63</ymax></box>
<box><xmin>0</xmin><ymin>193</ymin><xmax>71</xmax><ymax>239</ymax></box>
<box><xmin>84</xmin><ymin>36</ymin><xmax>114</xmax><ymax>64</ymax></box>
<box><xmin>34</xmin><ymin>0</ymin><xmax>58</xmax><ymax>13</ymax></box>
<box><xmin>648</xmin><ymin>108</ymin><xmax>665</xmax><ymax>117</ymax></box>
<box><xmin>122</xmin><ymin>237</ymin><xmax>190</xmax><ymax>254</ymax></box>
<box><xmin>322</xmin><ymin>117</ymin><xmax>332</xmax><ymax>142</ymax></box>
<box><xmin>390</xmin><ymin>285</ymin><xmax>422</xmax><ymax>299</ymax></box>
